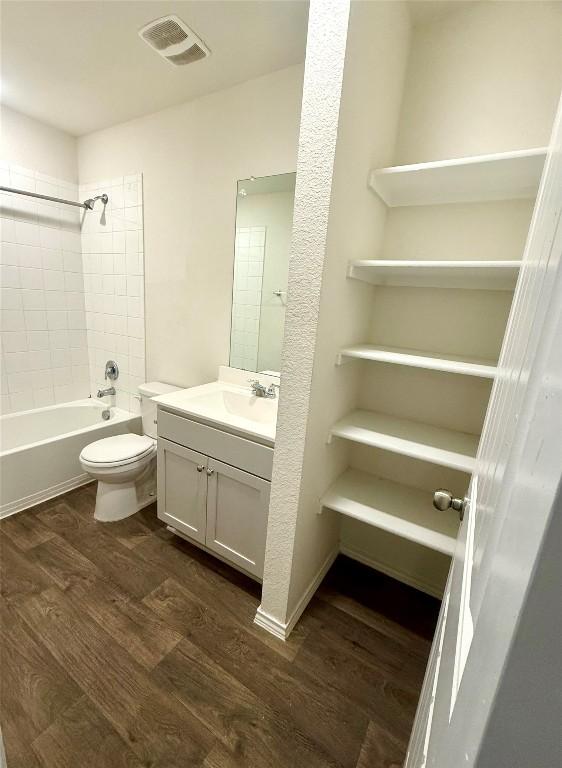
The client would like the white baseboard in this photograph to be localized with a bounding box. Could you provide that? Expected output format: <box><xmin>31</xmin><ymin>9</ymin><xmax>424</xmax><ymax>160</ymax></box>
<box><xmin>253</xmin><ymin>607</ymin><xmax>288</xmax><ymax>640</ymax></box>
<box><xmin>254</xmin><ymin>546</ymin><xmax>338</xmax><ymax>640</ymax></box>
<box><xmin>284</xmin><ymin>547</ymin><xmax>338</xmax><ymax>634</ymax></box>
<box><xmin>340</xmin><ymin>545</ymin><xmax>444</xmax><ymax>599</ymax></box>
<box><xmin>0</xmin><ymin>473</ymin><xmax>91</xmax><ymax>519</ymax></box>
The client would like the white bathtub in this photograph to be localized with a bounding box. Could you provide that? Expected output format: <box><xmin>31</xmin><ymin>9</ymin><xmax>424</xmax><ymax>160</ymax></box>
<box><xmin>0</xmin><ymin>399</ymin><xmax>141</xmax><ymax>517</ymax></box>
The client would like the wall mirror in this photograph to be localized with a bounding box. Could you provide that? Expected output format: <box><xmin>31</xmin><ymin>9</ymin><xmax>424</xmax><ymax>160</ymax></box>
<box><xmin>229</xmin><ymin>172</ymin><xmax>296</xmax><ymax>374</ymax></box>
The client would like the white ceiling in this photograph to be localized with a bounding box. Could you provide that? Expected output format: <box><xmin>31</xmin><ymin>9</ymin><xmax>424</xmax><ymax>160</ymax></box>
<box><xmin>1</xmin><ymin>1</ymin><xmax>309</xmax><ymax>137</ymax></box>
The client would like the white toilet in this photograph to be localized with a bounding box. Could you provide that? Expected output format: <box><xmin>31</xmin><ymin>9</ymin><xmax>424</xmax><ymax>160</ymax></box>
<box><xmin>80</xmin><ymin>381</ymin><xmax>180</xmax><ymax>522</ymax></box>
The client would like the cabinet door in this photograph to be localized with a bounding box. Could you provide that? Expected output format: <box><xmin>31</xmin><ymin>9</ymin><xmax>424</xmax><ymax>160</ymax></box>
<box><xmin>205</xmin><ymin>458</ymin><xmax>270</xmax><ymax>578</ymax></box>
<box><xmin>157</xmin><ymin>437</ymin><xmax>207</xmax><ymax>544</ymax></box>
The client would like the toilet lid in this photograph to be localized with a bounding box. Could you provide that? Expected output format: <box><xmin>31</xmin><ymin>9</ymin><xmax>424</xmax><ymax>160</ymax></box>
<box><xmin>80</xmin><ymin>434</ymin><xmax>155</xmax><ymax>465</ymax></box>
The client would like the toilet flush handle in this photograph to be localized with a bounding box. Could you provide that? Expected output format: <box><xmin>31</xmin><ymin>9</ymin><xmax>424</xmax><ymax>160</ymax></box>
<box><xmin>196</xmin><ymin>465</ymin><xmax>204</xmax><ymax>473</ymax></box>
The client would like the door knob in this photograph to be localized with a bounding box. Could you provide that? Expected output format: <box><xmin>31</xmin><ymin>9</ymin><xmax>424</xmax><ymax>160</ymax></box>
<box><xmin>196</xmin><ymin>465</ymin><xmax>204</xmax><ymax>473</ymax></box>
<box><xmin>206</xmin><ymin>468</ymin><xmax>214</xmax><ymax>476</ymax></box>
<box><xmin>433</xmin><ymin>489</ymin><xmax>468</xmax><ymax>521</ymax></box>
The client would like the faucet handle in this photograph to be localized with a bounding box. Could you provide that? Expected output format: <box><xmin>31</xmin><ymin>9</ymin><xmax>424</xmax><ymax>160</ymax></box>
<box><xmin>266</xmin><ymin>382</ymin><xmax>280</xmax><ymax>398</ymax></box>
<box><xmin>105</xmin><ymin>359</ymin><xmax>119</xmax><ymax>381</ymax></box>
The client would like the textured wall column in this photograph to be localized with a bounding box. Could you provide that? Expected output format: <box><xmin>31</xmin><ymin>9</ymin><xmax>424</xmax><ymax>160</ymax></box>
<box><xmin>257</xmin><ymin>0</ymin><xmax>351</xmax><ymax>629</ymax></box>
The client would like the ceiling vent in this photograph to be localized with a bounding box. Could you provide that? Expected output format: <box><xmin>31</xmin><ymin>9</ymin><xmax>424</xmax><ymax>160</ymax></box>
<box><xmin>138</xmin><ymin>15</ymin><xmax>210</xmax><ymax>66</ymax></box>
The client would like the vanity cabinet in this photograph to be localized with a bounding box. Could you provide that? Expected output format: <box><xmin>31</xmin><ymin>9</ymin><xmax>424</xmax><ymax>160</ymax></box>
<box><xmin>157</xmin><ymin>439</ymin><xmax>208</xmax><ymax>545</ymax></box>
<box><xmin>156</xmin><ymin>409</ymin><xmax>273</xmax><ymax>578</ymax></box>
<box><xmin>205</xmin><ymin>458</ymin><xmax>270</xmax><ymax>577</ymax></box>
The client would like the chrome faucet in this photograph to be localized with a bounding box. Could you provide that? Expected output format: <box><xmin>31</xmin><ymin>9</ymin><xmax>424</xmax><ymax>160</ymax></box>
<box><xmin>97</xmin><ymin>386</ymin><xmax>116</xmax><ymax>398</ymax></box>
<box><xmin>249</xmin><ymin>379</ymin><xmax>279</xmax><ymax>399</ymax></box>
<box><xmin>97</xmin><ymin>360</ymin><xmax>118</xmax><ymax>398</ymax></box>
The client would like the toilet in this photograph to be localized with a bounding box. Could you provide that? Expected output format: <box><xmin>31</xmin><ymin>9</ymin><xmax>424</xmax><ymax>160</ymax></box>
<box><xmin>80</xmin><ymin>381</ymin><xmax>180</xmax><ymax>522</ymax></box>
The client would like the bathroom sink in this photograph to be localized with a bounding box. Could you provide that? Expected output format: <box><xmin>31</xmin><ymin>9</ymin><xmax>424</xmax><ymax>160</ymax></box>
<box><xmin>153</xmin><ymin>381</ymin><xmax>278</xmax><ymax>445</ymax></box>
<box><xmin>185</xmin><ymin>389</ymin><xmax>276</xmax><ymax>424</ymax></box>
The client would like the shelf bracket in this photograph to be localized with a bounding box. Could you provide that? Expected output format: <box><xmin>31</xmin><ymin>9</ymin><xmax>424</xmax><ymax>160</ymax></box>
<box><xmin>335</xmin><ymin>351</ymin><xmax>353</xmax><ymax>366</ymax></box>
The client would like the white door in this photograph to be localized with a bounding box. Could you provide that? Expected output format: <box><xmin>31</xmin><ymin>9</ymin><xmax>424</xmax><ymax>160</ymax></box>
<box><xmin>205</xmin><ymin>458</ymin><xmax>270</xmax><ymax>578</ymax></box>
<box><xmin>157</xmin><ymin>437</ymin><xmax>208</xmax><ymax>544</ymax></box>
<box><xmin>406</xmin><ymin>100</ymin><xmax>562</xmax><ymax>768</ymax></box>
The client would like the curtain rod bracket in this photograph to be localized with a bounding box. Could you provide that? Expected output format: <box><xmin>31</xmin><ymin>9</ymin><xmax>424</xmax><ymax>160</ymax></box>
<box><xmin>0</xmin><ymin>186</ymin><xmax>109</xmax><ymax>211</ymax></box>
<box><xmin>83</xmin><ymin>193</ymin><xmax>109</xmax><ymax>210</ymax></box>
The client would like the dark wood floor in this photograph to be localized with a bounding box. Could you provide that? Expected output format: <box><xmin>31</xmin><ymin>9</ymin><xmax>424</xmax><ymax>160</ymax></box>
<box><xmin>0</xmin><ymin>483</ymin><xmax>439</xmax><ymax>768</ymax></box>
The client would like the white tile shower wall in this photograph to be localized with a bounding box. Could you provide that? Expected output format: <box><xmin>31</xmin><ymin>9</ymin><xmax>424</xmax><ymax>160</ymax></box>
<box><xmin>80</xmin><ymin>175</ymin><xmax>145</xmax><ymax>414</ymax></box>
<box><xmin>0</xmin><ymin>163</ymin><xmax>88</xmax><ymax>414</ymax></box>
<box><xmin>230</xmin><ymin>226</ymin><xmax>266</xmax><ymax>371</ymax></box>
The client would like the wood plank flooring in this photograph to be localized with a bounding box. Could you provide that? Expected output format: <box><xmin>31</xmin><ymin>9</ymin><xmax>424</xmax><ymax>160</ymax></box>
<box><xmin>0</xmin><ymin>483</ymin><xmax>440</xmax><ymax>768</ymax></box>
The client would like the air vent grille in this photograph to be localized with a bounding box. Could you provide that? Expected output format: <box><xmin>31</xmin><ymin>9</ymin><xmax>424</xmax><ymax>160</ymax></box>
<box><xmin>141</xmin><ymin>19</ymin><xmax>188</xmax><ymax>51</ymax></box>
<box><xmin>138</xmin><ymin>14</ymin><xmax>211</xmax><ymax>66</ymax></box>
<box><xmin>166</xmin><ymin>45</ymin><xmax>207</xmax><ymax>66</ymax></box>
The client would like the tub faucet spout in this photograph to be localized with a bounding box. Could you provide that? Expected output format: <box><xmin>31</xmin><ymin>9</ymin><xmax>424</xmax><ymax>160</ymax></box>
<box><xmin>97</xmin><ymin>387</ymin><xmax>116</xmax><ymax>398</ymax></box>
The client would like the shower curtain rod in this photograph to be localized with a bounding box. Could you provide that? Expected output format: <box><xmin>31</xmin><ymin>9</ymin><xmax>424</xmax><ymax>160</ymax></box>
<box><xmin>0</xmin><ymin>185</ymin><xmax>108</xmax><ymax>211</ymax></box>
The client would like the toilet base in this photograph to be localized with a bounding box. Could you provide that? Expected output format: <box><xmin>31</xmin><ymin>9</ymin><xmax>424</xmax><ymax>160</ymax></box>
<box><xmin>94</xmin><ymin>480</ymin><xmax>139</xmax><ymax>522</ymax></box>
<box><xmin>93</xmin><ymin>459</ymin><xmax>156</xmax><ymax>522</ymax></box>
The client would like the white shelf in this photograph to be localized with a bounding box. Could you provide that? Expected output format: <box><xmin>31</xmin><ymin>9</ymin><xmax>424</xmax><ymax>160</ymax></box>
<box><xmin>348</xmin><ymin>259</ymin><xmax>520</xmax><ymax>290</ymax></box>
<box><xmin>329</xmin><ymin>410</ymin><xmax>478</xmax><ymax>473</ymax></box>
<box><xmin>337</xmin><ymin>344</ymin><xmax>496</xmax><ymax>379</ymax></box>
<box><xmin>321</xmin><ymin>469</ymin><xmax>459</xmax><ymax>556</ymax></box>
<box><xmin>369</xmin><ymin>147</ymin><xmax>547</xmax><ymax>207</ymax></box>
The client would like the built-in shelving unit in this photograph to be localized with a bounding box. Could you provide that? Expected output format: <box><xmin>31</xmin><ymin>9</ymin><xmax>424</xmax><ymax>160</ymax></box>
<box><xmin>329</xmin><ymin>410</ymin><xmax>478</xmax><ymax>473</ymax></box>
<box><xmin>321</xmin><ymin>469</ymin><xmax>459</xmax><ymax>556</ymax></box>
<box><xmin>348</xmin><ymin>259</ymin><xmax>521</xmax><ymax>290</ymax></box>
<box><xmin>328</xmin><ymin>146</ymin><xmax>540</xmax><ymax>578</ymax></box>
<box><xmin>336</xmin><ymin>344</ymin><xmax>497</xmax><ymax>378</ymax></box>
<box><xmin>368</xmin><ymin>147</ymin><xmax>547</xmax><ymax>207</ymax></box>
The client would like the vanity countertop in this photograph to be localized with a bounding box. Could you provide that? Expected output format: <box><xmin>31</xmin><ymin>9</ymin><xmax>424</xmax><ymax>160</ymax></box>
<box><xmin>153</xmin><ymin>379</ymin><xmax>278</xmax><ymax>446</ymax></box>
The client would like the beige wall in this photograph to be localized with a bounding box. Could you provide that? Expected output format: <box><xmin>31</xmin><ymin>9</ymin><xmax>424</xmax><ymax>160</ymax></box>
<box><xmin>262</xmin><ymin>0</ymin><xmax>562</xmax><ymax>619</ymax></box>
<box><xmin>1</xmin><ymin>105</ymin><xmax>78</xmax><ymax>182</ymax></box>
<box><xmin>339</xmin><ymin>0</ymin><xmax>562</xmax><ymax>597</ymax></box>
<box><xmin>258</xmin><ymin>0</ymin><xmax>352</xmax><ymax>629</ymax></box>
<box><xmin>395</xmin><ymin>1</ymin><xmax>562</xmax><ymax>163</ymax></box>
<box><xmin>259</xmin><ymin>0</ymin><xmax>412</xmax><ymax>629</ymax></box>
<box><xmin>285</xmin><ymin>0</ymin><xmax>412</xmax><ymax>616</ymax></box>
<box><xmin>77</xmin><ymin>65</ymin><xmax>303</xmax><ymax>390</ymax></box>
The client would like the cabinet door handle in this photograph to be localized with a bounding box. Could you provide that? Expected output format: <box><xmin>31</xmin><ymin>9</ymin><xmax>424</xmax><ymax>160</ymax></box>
<box><xmin>196</xmin><ymin>464</ymin><xmax>204</xmax><ymax>473</ymax></box>
<box><xmin>206</xmin><ymin>468</ymin><xmax>214</xmax><ymax>476</ymax></box>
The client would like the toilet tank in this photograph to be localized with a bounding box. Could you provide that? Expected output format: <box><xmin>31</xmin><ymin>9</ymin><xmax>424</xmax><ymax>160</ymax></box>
<box><xmin>138</xmin><ymin>381</ymin><xmax>181</xmax><ymax>439</ymax></box>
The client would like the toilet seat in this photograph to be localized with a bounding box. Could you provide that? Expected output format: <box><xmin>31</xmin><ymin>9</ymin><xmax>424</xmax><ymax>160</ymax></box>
<box><xmin>80</xmin><ymin>434</ymin><xmax>156</xmax><ymax>469</ymax></box>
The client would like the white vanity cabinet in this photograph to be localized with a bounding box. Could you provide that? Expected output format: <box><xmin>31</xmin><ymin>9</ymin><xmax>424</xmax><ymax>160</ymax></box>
<box><xmin>156</xmin><ymin>408</ymin><xmax>273</xmax><ymax>578</ymax></box>
<box><xmin>205</xmin><ymin>458</ymin><xmax>270</xmax><ymax>577</ymax></box>
<box><xmin>157</xmin><ymin>439</ymin><xmax>208</xmax><ymax>545</ymax></box>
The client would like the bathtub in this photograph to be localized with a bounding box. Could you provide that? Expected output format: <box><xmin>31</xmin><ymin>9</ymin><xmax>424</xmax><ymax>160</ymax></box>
<box><xmin>0</xmin><ymin>399</ymin><xmax>141</xmax><ymax>517</ymax></box>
